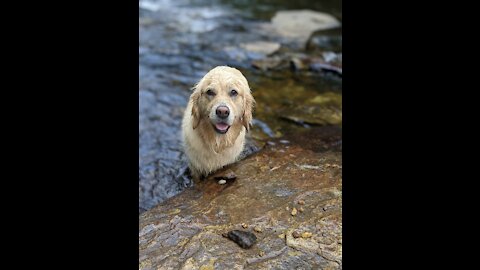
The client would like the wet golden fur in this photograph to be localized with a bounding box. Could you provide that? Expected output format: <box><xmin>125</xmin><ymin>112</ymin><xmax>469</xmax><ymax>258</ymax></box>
<box><xmin>181</xmin><ymin>66</ymin><xmax>255</xmax><ymax>179</ymax></box>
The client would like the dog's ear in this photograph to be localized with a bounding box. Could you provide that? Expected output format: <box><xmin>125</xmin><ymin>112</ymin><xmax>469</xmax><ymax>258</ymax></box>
<box><xmin>190</xmin><ymin>90</ymin><xmax>201</xmax><ymax>130</ymax></box>
<box><xmin>242</xmin><ymin>90</ymin><xmax>255</xmax><ymax>132</ymax></box>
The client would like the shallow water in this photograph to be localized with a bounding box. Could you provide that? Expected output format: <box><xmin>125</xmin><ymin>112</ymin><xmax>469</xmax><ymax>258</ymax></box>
<box><xmin>139</xmin><ymin>0</ymin><xmax>342</xmax><ymax>213</ymax></box>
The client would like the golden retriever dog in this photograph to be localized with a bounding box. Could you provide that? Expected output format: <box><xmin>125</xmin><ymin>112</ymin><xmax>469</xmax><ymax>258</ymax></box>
<box><xmin>182</xmin><ymin>66</ymin><xmax>255</xmax><ymax>180</ymax></box>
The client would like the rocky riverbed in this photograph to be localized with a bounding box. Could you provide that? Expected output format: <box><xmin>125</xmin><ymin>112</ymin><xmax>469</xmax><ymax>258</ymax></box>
<box><xmin>139</xmin><ymin>0</ymin><xmax>342</xmax><ymax>268</ymax></box>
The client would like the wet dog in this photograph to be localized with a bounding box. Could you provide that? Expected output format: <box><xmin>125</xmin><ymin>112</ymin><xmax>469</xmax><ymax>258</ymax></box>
<box><xmin>182</xmin><ymin>66</ymin><xmax>255</xmax><ymax>180</ymax></box>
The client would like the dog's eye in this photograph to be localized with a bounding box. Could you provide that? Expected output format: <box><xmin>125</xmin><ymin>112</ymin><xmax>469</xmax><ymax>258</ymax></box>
<box><xmin>230</xmin><ymin>90</ymin><xmax>238</xmax><ymax>97</ymax></box>
<box><xmin>206</xmin><ymin>89</ymin><xmax>216</xmax><ymax>96</ymax></box>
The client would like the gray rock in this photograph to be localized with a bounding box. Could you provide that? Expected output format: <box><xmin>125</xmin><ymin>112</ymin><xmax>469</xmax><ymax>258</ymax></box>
<box><xmin>240</xmin><ymin>41</ymin><xmax>281</xmax><ymax>56</ymax></box>
<box><xmin>223</xmin><ymin>230</ymin><xmax>257</xmax><ymax>249</ymax></box>
<box><xmin>271</xmin><ymin>10</ymin><xmax>341</xmax><ymax>44</ymax></box>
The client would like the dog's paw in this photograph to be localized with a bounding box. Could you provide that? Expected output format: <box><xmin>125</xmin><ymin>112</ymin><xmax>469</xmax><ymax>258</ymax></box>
<box><xmin>213</xmin><ymin>169</ymin><xmax>237</xmax><ymax>181</ymax></box>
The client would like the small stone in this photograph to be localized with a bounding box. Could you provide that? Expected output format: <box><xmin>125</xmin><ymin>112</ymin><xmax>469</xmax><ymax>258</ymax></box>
<box><xmin>299</xmin><ymin>207</ymin><xmax>305</xmax><ymax>213</ymax></box>
<box><xmin>298</xmin><ymin>200</ymin><xmax>305</xmax><ymax>205</ymax></box>
<box><xmin>258</xmin><ymin>251</ymin><xmax>265</xmax><ymax>257</ymax></box>
<box><xmin>254</xmin><ymin>226</ymin><xmax>263</xmax><ymax>233</ymax></box>
<box><xmin>292</xmin><ymin>231</ymin><xmax>301</xmax><ymax>238</ymax></box>
<box><xmin>286</xmin><ymin>206</ymin><xmax>290</xmax><ymax>211</ymax></box>
<box><xmin>278</xmin><ymin>233</ymin><xmax>285</xmax><ymax>239</ymax></box>
<box><xmin>301</xmin><ymin>232</ymin><xmax>313</xmax><ymax>238</ymax></box>
<box><xmin>223</xmin><ymin>230</ymin><xmax>257</xmax><ymax>249</ymax></box>
<box><xmin>291</xmin><ymin>208</ymin><xmax>298</xmax><ymax>216</ymax></box>
<box><xmin>241</xmin><ymin>223</ymin><xmax>248</xmax><ymax>229</ymax></box>
<box><xmin>218</xmin><ymin>180</ymin><xmax>227</xmax><ymax>185</ymax></box>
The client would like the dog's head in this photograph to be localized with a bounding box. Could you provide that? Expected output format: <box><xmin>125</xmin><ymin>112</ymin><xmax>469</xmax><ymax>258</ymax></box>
<box><xmin>189</xmin><ymin>66</ymin><xmax>255</xmax><ymax>135</ymax></box>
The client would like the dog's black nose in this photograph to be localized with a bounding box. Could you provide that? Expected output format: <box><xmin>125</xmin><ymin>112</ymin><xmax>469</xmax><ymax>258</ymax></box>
<box><xmin>216</xmin><ymin>106</ymin><xmax>229</xmax><ymax>119</ymax></box>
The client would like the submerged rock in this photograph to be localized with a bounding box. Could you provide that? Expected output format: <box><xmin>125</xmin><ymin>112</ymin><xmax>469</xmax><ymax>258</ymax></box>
<box><xmin>223</xmin><ymin>230</ymin><xmax>257</xmax><ymax>249</ymax></box>
<box><xmin>310</xmin><ymin>92</ymin><xmax>342</xmax><ymax>106</ymax></box>
<box><xmin>279</xmin><ymin>91</ymin><xmax>342</xmax><ymax>126</ymax></box>
<box><xmin>281</xmin><ymin>105</ymin><xmax>342</xmax><ymax>126</ymax></box>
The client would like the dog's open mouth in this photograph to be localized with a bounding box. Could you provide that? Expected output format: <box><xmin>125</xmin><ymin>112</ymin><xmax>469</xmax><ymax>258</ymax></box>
<box><xmin>213</xmin><ymin>122</ymin><xmax>230</xmax><ymax>134</ymax></box>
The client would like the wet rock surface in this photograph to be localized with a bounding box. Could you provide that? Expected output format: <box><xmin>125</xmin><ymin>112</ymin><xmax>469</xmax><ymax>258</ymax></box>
<box><xmin>252</xmin><ymin>52</ymin><xmax>342</xmax><ymax>75</ymax></box>
<box><xmin>139</xmin><ymin>130</ymin><xmax>342</xmax><ymax>269</ymax></box>
<box><xmin>280</xmin><ymin>105</ymin><xmax>342</xmax><ymax>126</ymax></box>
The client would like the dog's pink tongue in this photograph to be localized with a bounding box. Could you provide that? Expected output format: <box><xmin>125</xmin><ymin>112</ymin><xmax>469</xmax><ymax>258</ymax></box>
<box><xmin>215</xmin><ymin>123</ymin><xmax>229</xmax><ymax>131</ymax></box>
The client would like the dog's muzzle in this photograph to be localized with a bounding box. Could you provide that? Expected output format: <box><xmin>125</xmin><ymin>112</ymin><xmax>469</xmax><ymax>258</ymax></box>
<box><xmin>211</xmin><ymin>104</ymin><xmax>233</xmax><ymax>134</ymax></box>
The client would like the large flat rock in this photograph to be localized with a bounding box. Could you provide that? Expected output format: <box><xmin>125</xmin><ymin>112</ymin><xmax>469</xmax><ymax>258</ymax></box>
<box><xmin>139</xmin><ymin>134</ymin><xmax>342</xmax><ymax>269</ymax></box>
